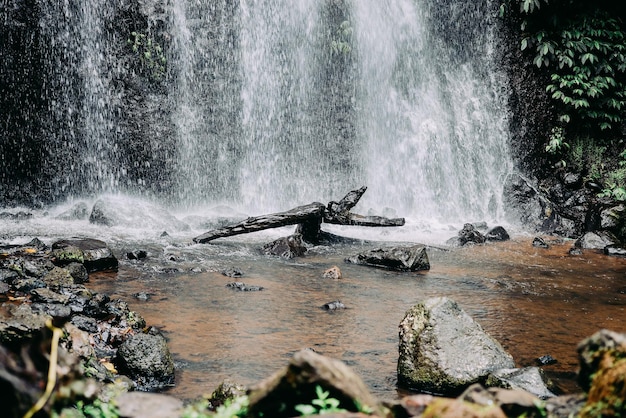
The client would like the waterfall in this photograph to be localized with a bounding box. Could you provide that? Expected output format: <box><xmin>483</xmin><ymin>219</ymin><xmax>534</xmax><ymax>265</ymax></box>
<box><xmin>3</xmin><ymin>0</ymin><xmax>513</xmax><ymax>225</ymax></box>
<box><xmin>168</xmin><ymin>0</ymin><xmax>511</xmax><ymax>221</ymax></box>
<box><xmin>352</xmin><ymin>0</ymin><xmax>512</xmax><ymax>221</ymax></box>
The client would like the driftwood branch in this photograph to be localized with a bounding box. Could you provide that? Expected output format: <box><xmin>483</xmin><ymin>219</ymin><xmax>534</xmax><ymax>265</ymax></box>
<box><xmin>192</xmin><ymin>187</ymin><xmax>405</xmax><ymax>244</ymax></box>
<box><xmin>324</xmin><ymin>186</ymin><xmax>405</xmax><ymax>227</ymax></box>
<box><xmin>193</xmin><ymin>202</ymin><xmax>325</xmax><ymax>244</ymax></box>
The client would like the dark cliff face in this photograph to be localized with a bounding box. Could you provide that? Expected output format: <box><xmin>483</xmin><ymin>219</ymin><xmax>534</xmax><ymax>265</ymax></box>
<box><xmin>496</xmin><ymin>2</ymin><xmax>555</xmax><ymax>178</ymax></box>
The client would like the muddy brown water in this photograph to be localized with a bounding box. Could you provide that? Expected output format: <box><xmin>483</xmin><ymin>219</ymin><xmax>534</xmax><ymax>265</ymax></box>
<box><xmin>88</xmin><ymin>237</ymin><xmax>626</xmax><ymax>402</ymax></box>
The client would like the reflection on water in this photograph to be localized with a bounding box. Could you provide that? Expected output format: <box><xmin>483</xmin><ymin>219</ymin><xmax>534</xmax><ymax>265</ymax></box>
<box><xmin>89</xmin><ymin>238</ymin><xmax>626</xmax><ymax>401</ymax></box>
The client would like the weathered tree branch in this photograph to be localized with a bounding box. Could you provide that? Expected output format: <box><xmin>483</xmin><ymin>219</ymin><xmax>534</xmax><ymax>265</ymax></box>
<box><xmin>193</xmin><ymin>202</ymin><xmax>325</xmax><ymax>244</ymax></box>
<box><xmin>192</xmin><ymin>187</ymin><xmax>405</xmax><ymax>244</ymax></box>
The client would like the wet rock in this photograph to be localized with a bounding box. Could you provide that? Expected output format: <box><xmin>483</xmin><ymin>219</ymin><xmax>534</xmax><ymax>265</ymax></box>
<box><xmin>11</xmin><ymin>278</ymin><xmax>46</xmax><ymax>293</ymax></box>
<box><xmin>544</xmin><ymin>393</ymin><xmax>586</xmax><ymax>418</ymax></box>
<box><xmin>221</xmin><ymin>267</ymin><xmax>244</xmax><ymax>278</ymax></box>
<box><xmin>66</xmin><ymin>262</ymin><xmax>89</xmax><ymax>284</ymax></box>
<box><xmin>126</xmin><ymin>250</ymin><xmax>148</xmax><ymax>260</ymax></box>
<box><xmin>52</xmin><ymin>238</ymin><xmax>118</xmax><ymax>272</ymax></box>
<box><xmin>24</xmin><ymin>237</ymin><xmax>48</xmax><ymax>251</ymax></box>
<box><xmin>345</xmin><ymin>245</ymin><xmax>430</xmax><ymax>272</ymax></box>
<box><xmin>485</xmin><ymin>226</ymin><xmax>510</xmax><ymax>242</ymax></box>
<box><xmin>0</xmin><ymin>268</ymin><xmax>19</xmax><ymax>284</ymax></box>
<box><xmin>398</xmin><ymin>297</ymin><xmax>515</xmax><ymax>395</ymax></box>
<box><xmin>563</xmin><ymin>172</ymin><xmax>582</xmax><ymax>188</ymax></box>
<box><xmin>458</xmin><ymin>223</ymin><xmax>487</xmax><ymax>246</ymax></box>
<box><xmin>115</xmin><ymin>332</ymin><xmax>175</xmax><ymax>391</ymax></box>
<box><xmin>420</xmin><ymin>397</ymin><xmax>506</xmax><ymax>418</ymax></box>
<box><xmin>599</xmin><ymin>204</ymin><xmax>625</xmax><ymax>231</ymax></box>
<box><xmin>604</xmin><ymin>245</ymin><xmax>626</xmax><ymax>257</ymax></box>
<box><xmin>536</xmin><ymin>354</ymin><xmax>557</xmax><ymax>366</ymax></box>
<box><xmin>262</xmin><ymin>234</ymin><xmax>307</xmax><ymax>259</ymax></box>
<box><xmin>323</xmin><ymin>266</ymin><xmax>342</xmax><ymax>279</ymax></box>
<box><xmin>42</xmin><ymin>266</ymin><xmax>75</xmax><ymax>290</ymax></box>
<box><xmin>30</xmin><ymin>287</ymin><xmax>70</xmax><ymax>304</ymax></box>
<box><xmin>71</xmin><ymin>315</ymin><xmax>99</xmax><ymax>333</ymax></box>
<box><xmin>503</xmin><ymin>174</ymin><xmax>550</xmax><ymax>230</ymax></box>
<box><xmin>207</xmin><ymin>380</ymin><xmax>247</xmax><ymax>409</ymax></box>
<box><xmin>132</xmin><ymin>292</ymin><xmax>151</xmax><ymax>301</ymax></box>
<box><xmin>247</xmin><ymin>349</ymin><xmax>382</xmax><ymax>418</ymax></box>
<box><xmin>55</xmin><ymin>202</ymin><xmax>89</xmax><ymax>220</ymax></box>
<box><xmin>225</xmin><ymin>282</ymin><xmax>264</xmax><ymax>291</ymax></box>
<box><xmin>114</xmin><ymin>392</ymin><xmax>184</xmax><ymax>418</ymax></box>
<box><xmin>568</xmin><ymin>247</ymin><xmax>583</xmax><ymax>255</ymax></box>
<box><xmin>460</xmin><ymin>384</ymin><xmax>542</xmax><ymax>418</ymax></box>
<box><xmin>574</xmin><ymin>231</ymin><xmax>620</xmax><ymax>250</ymax></box>
<box><xmin>0</xmin><ymin>304</ymin><xmax>48</xmax><ymax>344</ymax></box>
<box><xmin>532</xmin><ymin>237</ymin><xmax>549</xmax><ymax>248</ymax></box>
<box><xmin>322</xmin><ymin>301</ymin><xmax>346</xmax><ymax>311</ymax></box>
<box><xmin>485</xmin><ymin>367</ymin><xmax>555</xmax><ymax>399</ymax></box>
<box><xmin>31</xmin><ymin>303</ymin><xmax>72</xmax><ymax>318</ymax></box>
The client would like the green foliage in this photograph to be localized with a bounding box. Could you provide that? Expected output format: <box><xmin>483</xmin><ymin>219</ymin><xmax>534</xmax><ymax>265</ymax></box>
<box><xmin>53</xmin><ymin>400</ymin><xmax>120</xmax><ymax>418</ymax></box>
<box><xmin>127</xmin><ymin>31</ymin><xmax>167</xmax><ymax>82</ymax></box>
<box><xmin>181</xmin><ymin>396</ymin><xmax>249</xmax><ymax>418</ymax></box>
<box><xmin>507</xmin><ymin>1</ymin><xmax>626</xmax><ymax>133</ymax></box>
<box><xmin>330</xmin><ymin>21</ymin><xmax>353</xmax><ymax>56</ymax></box>
<box><xmin>295</xmin><ymin>386</ymin><xmax>347</xmax><ymax>416</ymax></box>
<box><xmin>545</xmin><ymin>126</ymin><xmax>568</xmax><ymax>153</ymax></box>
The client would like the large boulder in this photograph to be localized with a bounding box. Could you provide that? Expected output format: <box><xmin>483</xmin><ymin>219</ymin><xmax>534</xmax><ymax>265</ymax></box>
<box><xmin>345</xmin><ymin>245</ymin><xmax>430</xmax><ymax>272</ymax></box>
<box><xmin>115</xmin><ymin>332</ymin><xmax>175</xmax><ymax>391</ymax></box>
<box><xmin>246</xmin><ymin>349</ymin><xmax>384</xmax><ymax>418</ymax></box>
<box><xmin>398</xmin><ymin>297</ymin><xmax>515</xmax><ymax>395</ymax></box>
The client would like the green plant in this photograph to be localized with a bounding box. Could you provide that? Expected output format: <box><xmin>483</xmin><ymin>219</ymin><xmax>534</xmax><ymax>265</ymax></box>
<box><xmin>330</xmin><ymin>21</ymin><xmax>353</xmax><ymax>56</ymax></box>
<box><xmin>513</xmin><ymin>1</ymin><xmax>626</xmax><ymax>133</ymax></box>
<box><xmin>181</xmin><ymin>396</ymin><xmax>249</xmax><ymax>418</ymax></box>
<box><xmin>295</xmin><ymin>385</ymin><xmax>347</xmax><ymax>416</ymax></box>
<box><xmin>127</xmin><ymin>31</ymin><xmax>167</xmax><ymax>82</ymax></box>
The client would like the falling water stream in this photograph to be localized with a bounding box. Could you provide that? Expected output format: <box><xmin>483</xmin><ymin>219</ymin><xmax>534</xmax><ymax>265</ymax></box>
<box><xmin>2</xmin><ymin>0</ymin><xmax>625</xmax><ymax>405</ymax></box>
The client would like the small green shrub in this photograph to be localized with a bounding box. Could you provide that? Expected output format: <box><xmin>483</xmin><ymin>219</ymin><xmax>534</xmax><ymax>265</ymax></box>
<box><xmin>295</xmin><ymin>385</ymin><xmax>347</xmax><ymax>416</ymax></box>
<box><xmin>127</xmin><ymin>31</ymin><xmax>167</xmax><ymax>82</ymax></box>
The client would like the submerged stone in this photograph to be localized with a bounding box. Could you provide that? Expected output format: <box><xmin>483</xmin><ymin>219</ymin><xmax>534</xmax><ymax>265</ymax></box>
<box><xmin>345</xmin><ymin>245</ymin><xmax>430</xmax><ymax>272</ymax></box>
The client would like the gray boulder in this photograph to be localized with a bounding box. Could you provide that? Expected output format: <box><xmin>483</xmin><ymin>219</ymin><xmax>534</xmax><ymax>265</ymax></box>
<box><xmin>574</xmin><ymin>231</ymin><xmax>619</xmax><ymax>250</ymax></box>
<box><xmin>247</xmin><ymin>349</ymin><xmax>383</xmax><ymax>417</ymax></box>
<box><xmin>52</xmin><ymin>238</ymin><xmax>118</xmax><ymax>272</ymax></box>
<box><xmin>116</xmin><ymin>332</ymin><xmax>175</xmax><ymax>391</ymax></box>
<box><xmin>345</xmin><ymin>245</ymin><xmax>430</xmax><ymax>272</ymax></box>
<box><xmin>398</xmin><ymin>297</ymin><xmax>515</xmax><ymax>395</ymax></box>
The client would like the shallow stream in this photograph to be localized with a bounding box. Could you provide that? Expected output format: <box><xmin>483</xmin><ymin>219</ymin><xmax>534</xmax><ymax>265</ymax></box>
<box><xmin>83</xmin><ymin>228</ymin><xmax>626</xmax><ymax>402</ymax></box>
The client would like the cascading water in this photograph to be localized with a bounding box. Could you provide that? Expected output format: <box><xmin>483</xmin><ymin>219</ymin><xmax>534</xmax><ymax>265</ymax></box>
<box><xmin>351</xmin><ymin>0</ymin><xmax>512</xmax><ymax>222</ymax></box>
<box><xmin>170</xmin><ymin>0</ymin><xmax>513</xmax><ymax>222</ymax></box>
<box><xmin>38</xmin><ymin>1</ymin><xmax>122</xmax><ymax>196</ymax></box>
<box><xmin>3</xmin><ymin>0</ymin><xmax>513</xmax><ymax>228</ymax></box>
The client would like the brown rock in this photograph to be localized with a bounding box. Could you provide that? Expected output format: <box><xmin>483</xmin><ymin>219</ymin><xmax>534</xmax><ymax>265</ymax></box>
<box><xmin>323</xmin><ymin>266</ymin><xmax>342</xmax><ymax>280</ymax></box>
<box><xmin>247</xmin><ymin>349</ymin><xmax>384</xmax><ymax>418</ymax></box>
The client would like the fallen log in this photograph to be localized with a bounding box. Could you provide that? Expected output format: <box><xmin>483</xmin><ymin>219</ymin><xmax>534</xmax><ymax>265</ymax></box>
<box><xmin>192</xmin><ymin>187</ymin><xmax>405</xmax><ymax>244</ymax></box>
<box><xmin>193</xmin><ymin>202</ymin><xmax>325</xmax><ymax>244</ymax></box>
<box><xmin>324</xmin><ymin>186</ymin><xmax>405</xmax><ymax>227</ymax></box>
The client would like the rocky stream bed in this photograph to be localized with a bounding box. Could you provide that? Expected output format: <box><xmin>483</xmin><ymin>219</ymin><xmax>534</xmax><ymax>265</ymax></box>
<box><xmin>1</xmin><ymin>228</ymin><xmax>626</xmax><ymax>418</ymax></box>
